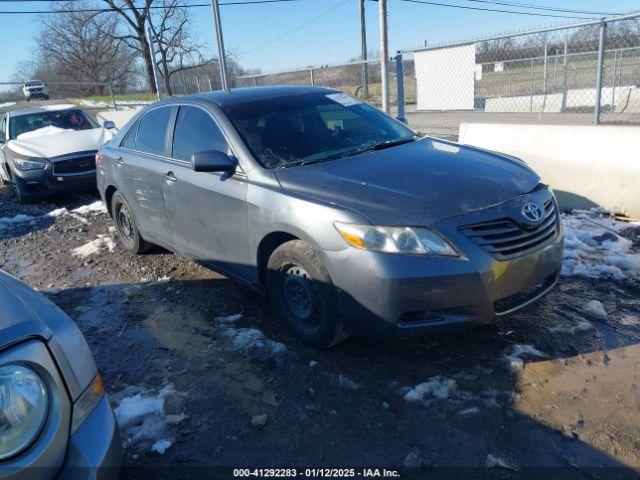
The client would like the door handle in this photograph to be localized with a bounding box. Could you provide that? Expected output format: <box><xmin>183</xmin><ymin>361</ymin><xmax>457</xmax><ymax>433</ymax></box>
<box><xmin>116</xmin><ymin>157</ymin><xmax>124</xmax><ymax>166</ymax></box>
<box><xmin>165</xmin><ymin>171</ymin><xmax>177</xmax><ymax>182</ymax></box>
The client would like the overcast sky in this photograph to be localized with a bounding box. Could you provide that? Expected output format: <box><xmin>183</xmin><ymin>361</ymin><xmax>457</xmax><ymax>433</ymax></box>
<box><xmin>1</xmin><ymin>0</ymin><xmax>639</xmax><ymax>83</ymax></box>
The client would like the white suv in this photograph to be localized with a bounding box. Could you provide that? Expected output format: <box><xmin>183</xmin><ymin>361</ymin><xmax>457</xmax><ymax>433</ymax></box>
<box><xmin>22</xmin><ymin>80</ymin><xmax>49</xmax><ymax>101</ymax></box>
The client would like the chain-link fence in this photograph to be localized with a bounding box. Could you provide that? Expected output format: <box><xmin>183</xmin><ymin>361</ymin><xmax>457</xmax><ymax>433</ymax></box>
<box><xmin>237</xmin><ymin>13</ymin><xmax>640</xmax><ymax>139</ymax></box>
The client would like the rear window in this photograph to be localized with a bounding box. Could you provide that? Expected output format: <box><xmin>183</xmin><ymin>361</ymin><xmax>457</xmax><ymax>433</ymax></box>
<box><xmin>135</xmin><ymin>107</ymin><xmax>172</xmax><ymax>156</ymax></box>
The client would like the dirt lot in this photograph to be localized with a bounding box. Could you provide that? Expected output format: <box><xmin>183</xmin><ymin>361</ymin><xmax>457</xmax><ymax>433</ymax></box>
<box><xmin>1</xmin><ymin>184</ymin><xmax>640</xmax><ymax>479</ymax></box>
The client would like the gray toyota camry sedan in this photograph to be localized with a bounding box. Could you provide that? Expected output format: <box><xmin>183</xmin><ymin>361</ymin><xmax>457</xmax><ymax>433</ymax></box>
<box><xmin>0</xmin><ymin>270</ymin><xmax>121</xmax><ymax>479</ymax></box>
<box><xmin>97</xmin><ymin>86</ymin><xmax>563</xmax><ymax>348</ymax></box>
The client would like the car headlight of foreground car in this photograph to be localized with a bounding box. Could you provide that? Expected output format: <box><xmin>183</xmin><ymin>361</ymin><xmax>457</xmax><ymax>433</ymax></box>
<box><xmin>0</xmin><ymin>364</ymin><xmax>49</xmax><ymax>460</ymax></box>
<box><xmin>14</xmin><ymin>158</ymin><xmax>46</xmax><ymax>171</ymax></box>
<box><xmin>334</xmin><ymin>222</ymin><xmax>461</xmax><ymax>257</ymax></box>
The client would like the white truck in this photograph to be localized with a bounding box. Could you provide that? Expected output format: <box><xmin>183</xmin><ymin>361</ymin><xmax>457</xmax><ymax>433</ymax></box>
<box><xmin>22</xmin><ymin>80</ymin><xmax>49</xmax><ymax>101</ymax></box>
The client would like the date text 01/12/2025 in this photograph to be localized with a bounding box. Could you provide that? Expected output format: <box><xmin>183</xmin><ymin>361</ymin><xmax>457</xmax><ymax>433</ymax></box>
<box><xmin>233</xmin><ymin>468</ymin><xmax>401</xmax><ymax>478</ymax></box>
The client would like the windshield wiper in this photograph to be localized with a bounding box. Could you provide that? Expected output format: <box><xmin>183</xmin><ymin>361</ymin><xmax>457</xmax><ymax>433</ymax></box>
<box><xmin>371</xmin><ymin>137</ymin><xmax>416</xmax><ymax>151</ymax></box>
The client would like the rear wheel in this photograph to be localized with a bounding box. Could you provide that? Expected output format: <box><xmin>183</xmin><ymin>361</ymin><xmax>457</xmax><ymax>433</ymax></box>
<box><xmin>111</xmin><ymin>191</ymin><xmax>151</xmax><ymax>254</ymax></box>
<box><xmin>267</xmin><ymin>240</ymin><xmax>347</xmax><ymax>349</ymax></box>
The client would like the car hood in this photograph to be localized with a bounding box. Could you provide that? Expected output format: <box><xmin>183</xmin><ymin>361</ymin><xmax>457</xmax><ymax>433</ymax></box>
<box><xmin>0</xmin><ymin>271</ymin><xmax>97</xmax><ymax>399</ymax></box>
<box><xmin>274</xmin><ymin>138</ymin><xmax>540</xmax><ymax>226</ymax></box>
<box><xmin>8</xmin><ymin>127</ymin><xmax>113</xmax><ymax>158</ymax></box>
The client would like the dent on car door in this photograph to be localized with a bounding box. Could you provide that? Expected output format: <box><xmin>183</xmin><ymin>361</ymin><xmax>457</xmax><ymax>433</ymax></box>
<box><xmin>115</xmin><ymin>107</ymin><xmax>174</xmax><ymax>245</ymax></box>
<box><xmin>163</xmin><ymin>105</ymin><xmax>251</xmax><ymax>279</ymax></box>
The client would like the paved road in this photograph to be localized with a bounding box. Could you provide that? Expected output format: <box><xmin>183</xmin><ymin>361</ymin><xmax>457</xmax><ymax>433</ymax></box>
<box><xmin>394</xmin><ymin>104</ymin><xmax>640</xmax><ymax>139</ymax></box>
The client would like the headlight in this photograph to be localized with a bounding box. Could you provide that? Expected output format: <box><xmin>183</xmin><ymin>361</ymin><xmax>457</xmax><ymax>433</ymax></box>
<box><xmin>0</xmin><ymin>364</ymin><xmax>49</xmax><ymax>460</ymax></box>
<box><xmin>14</xmin><ymin>159</ymin><xmax>46</xmax><ymax>171</ymax></box>
<box><xmin>334</xmin><ymin>222</ymin><xmax>460</xmax><ymax>257</ymax></box>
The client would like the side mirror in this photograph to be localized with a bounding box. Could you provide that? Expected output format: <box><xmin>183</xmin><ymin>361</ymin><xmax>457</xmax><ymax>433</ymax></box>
<box><xmin>191</xmin><ymin>150</ymin><xmax>237</xmax><ymax>173</ymax></box>
<box><xmin>102</xmin><ymin>120</ymin><xmax>116</xmax><ymax>129</ymax></box>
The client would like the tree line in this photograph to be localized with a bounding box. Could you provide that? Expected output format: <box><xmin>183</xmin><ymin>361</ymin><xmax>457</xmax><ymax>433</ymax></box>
<box><xmin>12</xmin><ymin>0</ymin><xmax>257</xmax><ymax>98</ymax></box>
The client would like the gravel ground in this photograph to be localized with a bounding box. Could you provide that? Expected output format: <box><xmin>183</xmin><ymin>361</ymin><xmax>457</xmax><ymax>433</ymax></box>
<box><xmin>1</xmin><ymin>184</ymin><xmax>640</xmax><ymax>479</ymax></box>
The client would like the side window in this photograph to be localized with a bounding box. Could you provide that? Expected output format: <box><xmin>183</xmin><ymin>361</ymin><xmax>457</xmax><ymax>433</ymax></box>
<box><xmin>0</xmin><ymin>116</ymin><xmax>5</xmax><ymax>142</ymax></box>
<box><xmin>121</xmin><ymin>122</ymin><xmax>139</xmax><ymax>149</ymax></box>
<box><xmin>136</xmin><ymin>107</ymin><xmax>172</xmax><ymax>155</ymax></box>
<box><xmin>172</xmin><ymin>106</ymin><xmax>229</xmax><ymax>162</ymax></box>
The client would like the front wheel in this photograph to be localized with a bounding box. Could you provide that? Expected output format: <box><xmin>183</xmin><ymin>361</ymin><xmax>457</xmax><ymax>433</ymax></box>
<box><xmin>11</xmin><ymin>175</ymin><xmax>29</xmax><ymax>204</ymax></box>
<box><xmin>111</xmin><ymin>191</ymin><xmax>151</xmax><ymax>254</ymax></box>
<box><xmin>266</xmin><ymin>240</ymin><xmax>347</xmax><ymax>349</ymax></box>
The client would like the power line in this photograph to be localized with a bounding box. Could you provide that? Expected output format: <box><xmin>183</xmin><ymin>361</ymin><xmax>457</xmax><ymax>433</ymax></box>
<box><xmin>238</xmin><ymin>0</ymin><xmax>351</xmax><ymax>54</ymax></box>
<box><xmin>0</xmin><ymin>0</ymin><xmax>304</xmax><ymax>13</ymax></box>
<box><xmin>397</xmin><ymin>0</ymin><xmax>600</xmax><ymax>19</ymax></box>
<box><xmin>460</xmin><ymin>0</ymin><xmax>623</xmax><ymax>17</ymax></box>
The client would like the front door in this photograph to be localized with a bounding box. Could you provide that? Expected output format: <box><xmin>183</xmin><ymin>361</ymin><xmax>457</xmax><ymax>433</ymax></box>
<box><xmin>162</xmin><ymin>105</ymin><xmax>251</xmax><ymax>279</ymax></box>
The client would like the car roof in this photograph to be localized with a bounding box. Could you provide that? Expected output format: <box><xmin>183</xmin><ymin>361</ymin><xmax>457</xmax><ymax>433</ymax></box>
<box><xmin>159</xmin><ymin>85</ymin><xmax>339</xmax><ymax>108</ymax></box>
<box><xmin>7</xmin><ymin>104</ymin><xmax>80</xmax><ymax>118</ymax></box>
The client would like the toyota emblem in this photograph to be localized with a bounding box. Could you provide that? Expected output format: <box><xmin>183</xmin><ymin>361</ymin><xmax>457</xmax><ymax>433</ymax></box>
<box><xmin>521</xmin><ymin>202</ymin><xmax>544</xmax><ymax>222</ymax></box>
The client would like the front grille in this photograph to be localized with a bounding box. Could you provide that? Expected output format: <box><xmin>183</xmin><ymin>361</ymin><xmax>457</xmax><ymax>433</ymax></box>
<box><xmin>52</xmin><ymin>154</ymin><xmax>96</xmax><ymax>175</ymax></box>
<box><xmin>460</xmin><ymin>198</ymin><xmax>558</xmax><ymax>259</ymax></box>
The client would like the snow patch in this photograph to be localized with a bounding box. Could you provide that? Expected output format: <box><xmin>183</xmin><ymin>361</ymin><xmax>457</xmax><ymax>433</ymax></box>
<box><xmin>0</xmin><ymin>102</ymin><xmax>16</xmax><ymax>108</ymax></box>
<box><xmin>79</xmin><ymin>99</ymin><xmax>151</xmax><ymax>108</ymax></box>
<box><xmin>45</xmin><ymin>207</ymin><xmax>69</xmax><ymax>218</ymax></box>
<box><xmin>17</xmin><ymin>126</ymin><xmax>73</xmax><ymax>140</ymax></box>
<box><xmin>486</xmin><ymin>454</ymin><xmax>518</xmax><ymax>470</ymax></box>
<box><xmin>502</xmin><ymin>344</ymin><xmax>547</xmax><ymax>372</ymax></box>
<box><xmin>562</xmin><ymin>213</ymin><xmax>640</xmax><ymax>281</ymax></box>
<box><xmin>582</xmin><ymin>300</ymin><xmax>608</xmax><ymax>320</ymax></box>
<box><xmin>0</xmin><ymin>201</ymin><xmax>106</xmax><ymax>232</ymax></box>
<box><xmin>215</xmin><ymin>313</ymin><xmax>243</xmax><ymax>324</ymax></box>
<box><xmin>72</xmin><ymin>201</ymin><xmax>107</xmax><ymax>215</ymax></box>
<box><xmin>0</xmin><ymin>213</ymin><xmax>35</xmax><ymax>229</ymax></box>
<box><xmin>72</xmin><ymin>234</ymin><xmax>116</xmax><ymax>258</ymax></box>
<box><xmin>222</xmin><ymin>327</ymin><xmax>286</xmax><ymax>355</ymax></box>
<box><xmin>114</xmin><ymin>385</ymin><xmax>185</xmax><ymax>454</ymax></box>
<box><xmin>404</xmin><ymin>376</ymin><xmax>457</xmax><ymax>402</ymax></box>
<box><xmin>548</xmin><ymin>317</ymin><xmax>593</xmax><ymax>334</ymax></box>
<box><xmin>150</xmin><ymin>439</ymin><xmax>172</xmax><ymax>455</ymax></box>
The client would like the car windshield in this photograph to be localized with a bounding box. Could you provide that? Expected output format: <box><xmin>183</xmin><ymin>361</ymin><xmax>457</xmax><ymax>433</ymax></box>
<box><xmin>222</xmin><ymin>92</ymin><xmax>417</xmax><ymax>169</ymax></box>
<box><xmin>9</xmin><ymin>109</ymin><xmax>97</xmax><ymax>140</ymax></box>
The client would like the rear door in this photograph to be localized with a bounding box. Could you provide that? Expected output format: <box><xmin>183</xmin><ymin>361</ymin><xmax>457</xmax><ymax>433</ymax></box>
<box><xmin>162</xmin><ymin>105</ymin><xmax>251</xmax><ymax>279</ymax></box>
<box><xmin>113</xmin><ymin>106</ymin><xmax>175</xmax><ymax>246</ymax></box>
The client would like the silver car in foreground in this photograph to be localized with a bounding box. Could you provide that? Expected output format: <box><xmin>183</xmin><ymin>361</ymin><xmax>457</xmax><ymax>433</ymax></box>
<box><xmin>97</xmin><ymin>86</ymin><xmax>563</xmax><ymax>349</ymax></box>
<box><xmin>0</xmin><ymin>271</ymin><xmax>121</xmax><ymax>479</ymax></box>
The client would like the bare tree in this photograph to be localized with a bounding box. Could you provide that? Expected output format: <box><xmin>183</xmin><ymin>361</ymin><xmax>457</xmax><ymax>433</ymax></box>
<box><xmin>32</xmin><ymin>2</ymin><xmax>138</xmax><ymax>96</ymax></box>
<box><xmin>147</xmin><ymin>0</ymin><xmax>214</xmax><ymax>96</ymax></box>
<box><xmin>102</xmin><ymin>0</ymin><xmax>157</xmax><ymax>93</ymax></box>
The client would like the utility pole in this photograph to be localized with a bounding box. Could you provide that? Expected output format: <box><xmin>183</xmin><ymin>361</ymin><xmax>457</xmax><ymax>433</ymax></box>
<box><xmin>146</xmin><ymin>26</ymin><xmax>161</xmax><ymax>100</ymax></box>
<box><xmin>379</xmin><ymin>0</ymin><xmax>389</xmax><ymax>113</ymax></box>
<box><xmin>211</xmin><ymin>0</ymin><xmax>230</xmax><ymax>93</ymax></box>
<box><xmin>359</xmin><ymin>0</ymin><xmax>369</xmax><ymax>98</ymax></box>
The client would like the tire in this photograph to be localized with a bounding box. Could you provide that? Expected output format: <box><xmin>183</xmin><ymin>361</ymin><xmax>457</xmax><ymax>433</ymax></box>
<box><xmin>44</xmin><ymin>95</ymin><xmax>50</xmax><ymax>100</ymax></box>
<box><xmin>266</xmin><ymin>240</ymin><xmax>347</xmax><ymax>349</ymax></box>
<box><xmin>10</xmin><ymin>174</ymin><xmax>30</xmax><ymax>204</ymax></box>
<box><xmin>111</xmin><ymin>191</ymin><xmax>151</xmax><ymax>254</ymax></box>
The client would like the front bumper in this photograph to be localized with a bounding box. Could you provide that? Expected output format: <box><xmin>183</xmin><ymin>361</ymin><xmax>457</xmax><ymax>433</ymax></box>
<box><xmin>322</xmin><ymin>192</ymin><xmax>564</xmax><ymax>339</ymax></box>
<box><xmin>56</xmin><ymin>396</ymin><xmax>122</xmax><ymax>480</ymax></box>
<box><xmin>12</xmin><ymin>162</ymin><xmax>96</xmax><ymax>198</ymax></box>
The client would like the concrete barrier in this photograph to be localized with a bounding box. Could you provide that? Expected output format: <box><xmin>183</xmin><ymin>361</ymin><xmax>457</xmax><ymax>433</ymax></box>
<box><xmin>458</xmin><ymin>123</ymin><xmax>640</xmax><ymax>217</ymax></box>
<box><xmin>95</xmin><ymin>108</ymin><xmax>140</xmax><ymax>131</ymax></box>
<box><xmin>485</xmin><ymin>85</ymin><xmax>640</xmax><ymax>113</ymax></box>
